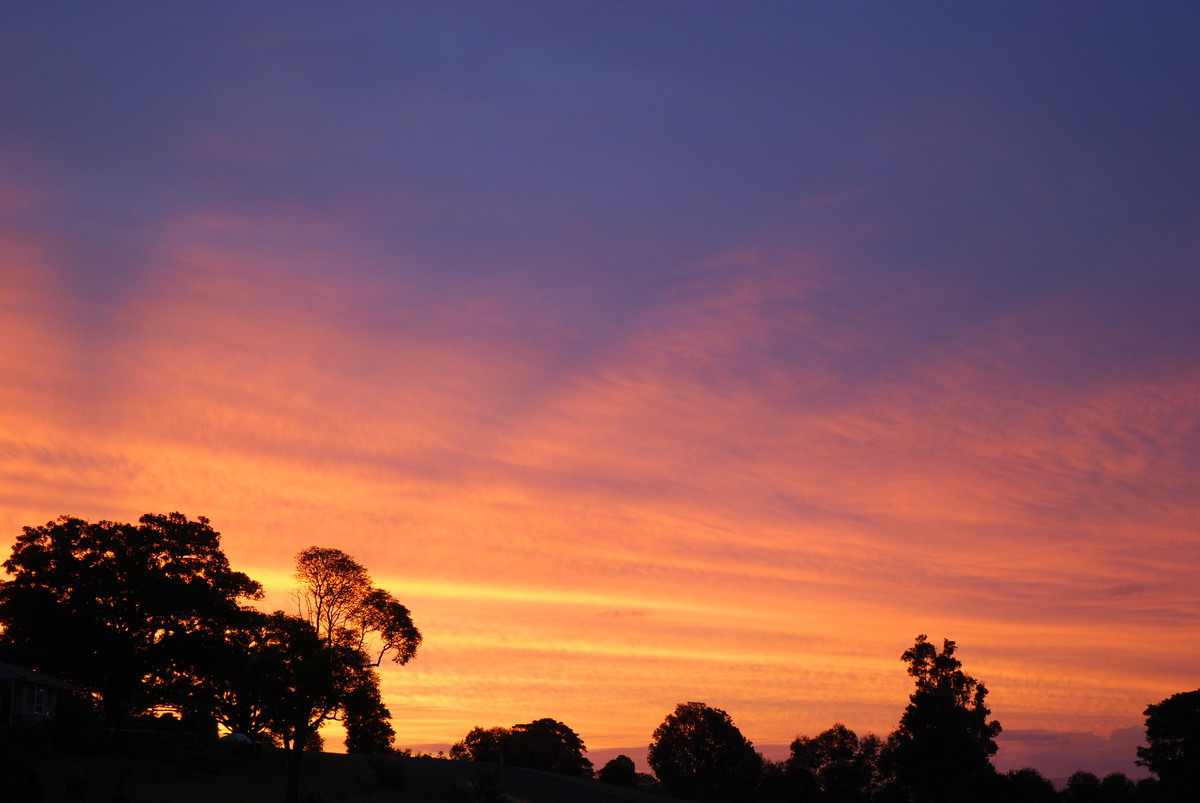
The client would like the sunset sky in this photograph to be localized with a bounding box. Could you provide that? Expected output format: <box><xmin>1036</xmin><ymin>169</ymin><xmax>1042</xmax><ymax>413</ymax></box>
<box><xmin>2</xmin><ymin>1</ymin><xmax>1198</xmax><ymax>781</ymax></box>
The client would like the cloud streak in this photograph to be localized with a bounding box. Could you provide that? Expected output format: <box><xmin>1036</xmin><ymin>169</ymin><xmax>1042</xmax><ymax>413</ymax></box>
<box><xmin>2</xmin><ymin>3</ymin><xmax>1198</xmax><ymax>780</ymax></box>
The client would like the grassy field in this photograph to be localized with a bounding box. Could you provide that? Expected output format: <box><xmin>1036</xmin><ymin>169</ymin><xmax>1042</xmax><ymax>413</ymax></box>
<box><xmin>9</xmin><ymin>746</ymin><xmax>686</xmax><ymax>803</ymax></box>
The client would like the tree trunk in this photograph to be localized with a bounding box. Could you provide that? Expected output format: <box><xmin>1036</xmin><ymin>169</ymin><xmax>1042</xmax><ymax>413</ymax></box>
<box><xmin>285</xmin><ymin>737</ymin><xmax>304</xmax><ymax>803</ymax></box>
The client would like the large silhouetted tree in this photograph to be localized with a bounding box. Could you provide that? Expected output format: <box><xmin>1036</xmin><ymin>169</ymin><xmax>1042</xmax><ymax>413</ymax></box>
<box><xmin>203</xmin><ymin>608</ymin><xmax>282</xmax><ymax>741</ymax></box>
<box><xmin>244</xmin><ymin>612</ymin><xmax>366</xmax><ymax>803</ymax></box>
<box><xmin>1137</xmin><ymin>689</ymin><xmax>1200</xmax><ymax>802</ymax></box>
<box><xmin>205</xmin><ymin>608</ymin><xmax>386</xmax><ymax>802</ymax></box>
<box><xmin>648</xmin><ymin>702</ymin><xmax>763</xmax><ymax>801</ymax></box>
<box><xmin>0</xmin><ymin>513</ymin><xmax>262</xmax><ymax>725</ymax></box>
<box><xmin>279</xmin><ymin>547</ymin><xmax>421</xmax><ymax>802</ymax></box>
<box><xmin>887</xmin><ymin>635</ymin><xmax>1001</xmax><ymax>803</ymax></box>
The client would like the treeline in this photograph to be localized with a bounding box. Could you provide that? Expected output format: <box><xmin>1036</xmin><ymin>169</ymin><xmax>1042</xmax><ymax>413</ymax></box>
<box><xmin>1</xmin><ymin>513</ymin><xmax>1197</xmax><ymax>803</ymax></box>
<box><xmin>448</xmin><ymin>639</ymin><xmax>1198</xmax><ymax>802</ymax></box>
<box><xmin>0</xmin><ymin>514</ymin><xmax>418</xmax><ymax>802</ymax></box>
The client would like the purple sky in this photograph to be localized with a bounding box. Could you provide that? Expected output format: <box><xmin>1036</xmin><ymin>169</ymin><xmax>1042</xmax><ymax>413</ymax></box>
<box><xmin>2</xmin><ymin>1</ymin><xmax>1198</xmax><ymax>780</ymax></box>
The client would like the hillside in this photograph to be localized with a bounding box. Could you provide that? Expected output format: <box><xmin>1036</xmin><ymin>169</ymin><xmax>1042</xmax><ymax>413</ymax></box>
<box><xmin>11</xmin><ymin>748</ymin><xmax>686</xmax><ymax>803</ymax></box>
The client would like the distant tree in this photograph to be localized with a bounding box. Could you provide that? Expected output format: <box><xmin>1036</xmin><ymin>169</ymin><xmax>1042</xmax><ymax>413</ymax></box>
<box><xmin>1134</xmin><ymin>776</ymin><xmax>1161</xmax><ymax>801</ymax></box>
<box><xmin>788</xmin><ymin>723</ymin><xmax>882</xmax><ymax>801</ymax></box>
<box><xmin>1099</xmin><ymin>772</ymin><xmax>1138</xmax><ymax>803</ymax></box>
<box><xmin>647</xmin><ymin>701</ymin><xmax>764</xmax><ymax>801</ymax></box>
<box><xmin>507</xmin><ymin>718</ymin><xmax>594</xmax><ymax>777</ymax></box>
<box><xmin>1064</xmin><ymin>770</ymin><xmax>1138</xmax><ymax>803</ymax></box>
<box><xmin>451</xmin><ymin>726</ymin><xmax>511</xmax><ymax>763</ymax></box>
<box><xmin>887</xmin><ymin>635</ymin><xmax>1002</xmax><ymax>803</ymax></box>
<box><xmin>343</xmin><ymin>670</ymin><xmax>395</xmax><ymax>754</ymax></box>
<box><xmin>450</xmin><ymin>719</ymin><xmax>593</xmax><ymax>778</ymax></box>
<box><xmin>999</xmin><ymin>768</ymin><xmax>1056</xmax><ymax>802</ymax></box>
<box><xmin>1137</xmin><ymin>689</ymin><xmax>1200</xmax><ymax>802</ymax></box>
<box><xmin>1064</xmin><ymin>770</ymin><xmax>1102</xmax><ymax>802</ymax></box>
<box><xmin>293</xmin><ymin>546</ymin><xmax>420</xmax><ymax>666</ymax></box>
<box><xmin>598</xmin><ymin>754</ymin><xmax>639</xmax><ymax>788</ymax></box>
<box><xmin>0</xmin><ymin>513</ymin><xmax>262</xmax><ymax>725</ymax></box>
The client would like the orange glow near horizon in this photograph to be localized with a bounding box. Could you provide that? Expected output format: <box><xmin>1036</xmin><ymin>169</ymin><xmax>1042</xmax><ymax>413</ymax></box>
<box><xmin>3</xmin><ymin>211</ymin><xmax>1197</xmax><ymax>782</ymax></box>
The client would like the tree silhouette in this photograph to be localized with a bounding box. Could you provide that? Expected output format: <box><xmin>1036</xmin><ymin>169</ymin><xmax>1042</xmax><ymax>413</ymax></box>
<box><xmin>648</xmin><ymin>701</ymin><xmax>763</xmax><ymax>801</ymax></box>
<box><xmin>293</xmin><ymin>546</ymin><xmax>420</xmax><ymax>666</ymax></box>
<box><xmin>887</xmin><ymin>635</ymin><xmax>1001</xmax><ymax>803</ymax></box>
<box><xmin>203</xmin><ymin>608</ymin><xmax>285</xmax><ymax>740</ymax></box>
<box><xmin>788</xmin><ymin>723</ymin><xmax>882</xmax><ymax>801</ymax></box>
<box><xmin>1137</xmin><ymin>689</ymin><xmax>1200</xmax><ymax>802</ymax></box>
<box><xmin>343</xmin><ymin>670</ymin><xmax>395</xmax><ymax>754</ymax></box>
<box><xmin>1064</xmin><ymin>770</ymin><xmax>1102</xmax><ymax>802</ymax></box>
<box><xmin>451</xmin><ymin>726</ymin><xmax>511</xmax><ymax>763</ymax></box>
<box><xmin>232</xmin><ymin>612</ymin><xmax>365</xmax><ymax>803</ymax></box>
<box><xmin>999</xmin><ymin>768</ymin><xmax>1057</xmax><ymax>802</ymax></box>
<box><xmin>598</xmin><ymin>754</ymin><xmax>639</xmax><ymax>788</ymax></box>
<box><xmin>450</xmin><ymin>719</ymin><xmax>593</xmax><ymax>777</ymax></box>
<box><xmin>507</xmin><ymin>718</ymin><xmax>594</xmax><ymax>777</ymax></box>
<box><xmin>0</xmin><ymin>513</ymin><xmax>261</xmax><ymax>725</ymax></box>
<box><xmin>280</xmin><ymin>546</ymin><xmax>421</xmax><ymax>801</ymax></box>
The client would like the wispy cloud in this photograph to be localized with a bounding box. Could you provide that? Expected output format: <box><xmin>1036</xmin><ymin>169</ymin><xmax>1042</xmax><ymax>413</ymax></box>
<box><xmin>2</xmin><ymin>5</ymin><xmax>1197</xmax><ymax>781</ymax></box>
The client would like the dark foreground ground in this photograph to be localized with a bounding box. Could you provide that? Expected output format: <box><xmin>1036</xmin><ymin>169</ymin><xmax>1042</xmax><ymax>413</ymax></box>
<box><xmin>7</xmin><ymin>747</ymin><xmax>685</xmax><ymax>803</ymax></box>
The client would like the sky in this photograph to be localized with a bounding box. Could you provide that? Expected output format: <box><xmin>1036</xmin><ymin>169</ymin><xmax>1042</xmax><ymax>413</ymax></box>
<box><xmin>2</xmin><ymin>0</ymin><xmax>1199</xmax><ymax>782</ymax></box>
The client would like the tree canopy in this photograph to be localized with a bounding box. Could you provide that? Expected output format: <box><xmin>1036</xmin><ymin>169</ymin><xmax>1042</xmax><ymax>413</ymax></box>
<box><xmin>598</xmin><ymin>754</ymin><xmax>639</xmax><ymax>788</ymax></box>
<box><xmin>1137</xmin><ymin>688</ymin><xmax>1200</xmax><ymax>801</ymax></box>
<box><xmin>648</xmin><ymin>701</ymin><xmax>763</xmax><ymax>801</ymax></box>
<box><xmin>508</xmin><ymin>718</ymin><xmax>594</xmax><ymax>777</ymax></box>
<box><xmin>887</xmin><ymin>634</ymin><xmax>1001</xmax><ymax>803</ymax></box>
<box><xmin>0</xmin><ymin>513</ymin><xmax>261</xmax><ymax>724</ymax></box>
<box><xmin>450</xmin><ymin>726</ymin><xmax>511</xmax><ymax>763</ymax></box>
<box><xmin>450</xmin><ymin>718</ymin><xmax>593</xmax><ymax>778</ymax></box>
<box><xmin>293</xmin><ymin>546</ymin><xmax>421</xmax><ymax>666</ymax></box>
<box><xmin>342</xmin><ymin>669</ymin><xmax>396</xmax><ymax>755</ymax></box>
<box><xmin>787</xmin><ymin>723</ymin><xmax>882</xmax><ymax>802</ymax></box>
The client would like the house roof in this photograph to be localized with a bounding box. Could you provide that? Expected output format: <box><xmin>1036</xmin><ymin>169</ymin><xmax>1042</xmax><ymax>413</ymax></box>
<box><xmin>0</xmin><ymin>660</ymin><xmax>78</xmax><ymax>689</ymax></box>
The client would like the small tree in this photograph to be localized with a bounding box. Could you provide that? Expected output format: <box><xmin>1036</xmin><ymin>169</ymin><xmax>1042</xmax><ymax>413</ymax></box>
<box><xmin>1000</xmin><ymin>768</ymin><xmax>1057</xmax><ymax>802</ymax></box>
<box><xmin>1064</xmin><ymin>770</ymin><xmax>1102</xmax><ymax>802</ymax></box>
<box><xmin>648</xmin><ymin>702</ymin><xmax>763</xmax><ymax>801</ymax></box>
<box><xmin>887</xmin><ymin>635</ymin><xmax>1001</xmax><ymax>803</ymax></box>
<box><xmin>451</xmin><ymin>726</ymin><xmax>511</xmax><ymax>763</ymax></box>
<box><xmin>1137</xmin><ymin>689</ymin><xmax>1200</xmax><ymax>802</ymax></box>
<box><xmin>598</xmin><ymin>754</ymin><xmax>639</xmax><ymax>788</ymax></box>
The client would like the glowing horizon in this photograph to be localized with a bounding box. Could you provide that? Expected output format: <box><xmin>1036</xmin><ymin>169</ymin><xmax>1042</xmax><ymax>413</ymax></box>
<box><xmin>3</xmin><ymin>2</ymin><xmax>1198</xmax><ymax>783</ymax></box>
